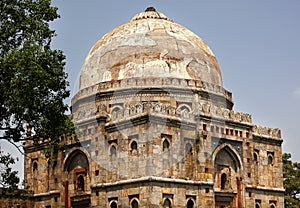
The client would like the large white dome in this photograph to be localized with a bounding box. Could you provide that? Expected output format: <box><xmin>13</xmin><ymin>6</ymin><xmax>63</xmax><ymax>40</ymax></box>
<box><xmin>79</xmin><ymin>7</ymin><xmax>223</xmax><ymax>90</ymax></box>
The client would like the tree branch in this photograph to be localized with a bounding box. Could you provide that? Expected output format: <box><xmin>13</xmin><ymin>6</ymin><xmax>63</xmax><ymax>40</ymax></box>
<box><xmin>0</xmin><ymin>138</ymin><xmax>24</xmax><ymax>155</ymax></box>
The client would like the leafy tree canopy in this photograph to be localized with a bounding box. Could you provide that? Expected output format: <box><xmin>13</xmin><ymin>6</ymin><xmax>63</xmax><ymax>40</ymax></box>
<box><xmin>283</xmin><ymin>153</ymin><xmax>300</xmax><ymax>208</ymax></box>
<box><xmin>0</xmin><ymin>0</ymin><xmax>74</xmax><ymax>150</ymax></box>
<box><xmin>0</xmin><ymin>149</ymin><xmax>20</xmax><ymax>197</ymax></box>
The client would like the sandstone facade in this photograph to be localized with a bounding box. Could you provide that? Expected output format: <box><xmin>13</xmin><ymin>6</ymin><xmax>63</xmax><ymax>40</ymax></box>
<box><xmin>24</xmin><ymin>7</ymin><xmax>284</xmax><ymax>208</ymax></box>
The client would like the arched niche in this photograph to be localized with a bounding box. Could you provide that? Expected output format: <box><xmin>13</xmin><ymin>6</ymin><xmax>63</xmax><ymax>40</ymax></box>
<box><xmin>110</xmin><ymin>201</ymin><xmax>118</xmax><ymax>208</ymax></box>
<box><xmin>212</xmin><ymin>144</ymin><xmax>242</xmax><ymax>192</ymax></box>
<box><xmin>162</xmin><ymin>138</ymin><xmax>170</xmax><ymax>151</ymax></box>
<box><xmin>187</xmin><ymin>198</ymin><xmax>195</xmax><ymax>208</ymax></box>
<box><xmin>176</xmin><ymin>104</ymin><xmax>192</xmax><ymax>118</ymax></box>
<box><xmin>176</xmin><ymin>104</ymin><xmax>192</xmax><ymax>113</ymax></box>
<box><xmin>130</xmin><ymin>198</ymin><xmax>139</xmax><ymax>208</ymax></box>
<box><xmin>63</xmin><ymin>149</ymin><xmax>90</xmax><ymax>194</ymax></box>
<box><xmin>163</xmin><ymin>198</ymin><xmax>172</xmax><ymax>208</ymax></box>
<box><xmin>109</xmin><ymin>144</ymin><xmax>117</xmax><ymax>156</ymax></box>
<box><xmin>63</xmin><ymin>149</ymin><xmax>90</xmax><ymax>173</ymax></box>
<box><xmin>111</xmin><ymin>105</ymin><xmax>123</xmax><ymax>120</ymax></box>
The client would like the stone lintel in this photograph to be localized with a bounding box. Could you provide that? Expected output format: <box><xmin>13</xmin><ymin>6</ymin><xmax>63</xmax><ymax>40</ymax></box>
<box><xmin>252</xmin><ymin>135</ymin><xmax>283</xmax><ymax>146</ymax></box>
<box><xmin>245</xmin><ymin>185</ymin><xmax>285</xmax><ymax>193</ymax></box>
<box><xmin>32</xmin><ymin>190</ymin><xmax>60</xmax><ymax>198</ymax></box>
<box><xmin>91</xmin><ymin>176</ymin><xmax>213</xmax><ymax>189</ymax></box>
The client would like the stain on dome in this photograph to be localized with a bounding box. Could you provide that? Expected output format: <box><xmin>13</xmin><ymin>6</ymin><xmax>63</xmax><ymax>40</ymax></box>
<box><xmin>79</xmin><ymin>8</ymin><xmax>223</xmax><ymax>90</ymax></box>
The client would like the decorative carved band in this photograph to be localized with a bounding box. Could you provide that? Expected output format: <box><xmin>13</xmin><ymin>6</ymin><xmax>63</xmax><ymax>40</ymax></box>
<box><xmin>253</xmin><ymin>125</ymin><xmax>281</xmax><ymax>139</ymax></box>
<box><xmin>71</xmin><ymin>77</ymin><xmax>232</xmax><ymax>105</ymax></box>
<box><xmin>73</xmin><ymin>101</ymin><xmax>252</xmax><ymax>127</ymax></box>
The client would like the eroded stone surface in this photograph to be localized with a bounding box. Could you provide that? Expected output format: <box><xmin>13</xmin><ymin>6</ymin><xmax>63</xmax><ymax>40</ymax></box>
<box><xmin>24</xmin><ymin>7</ymin><xmax>284</xmax><ymax>208</ymax></box>
<box><xmin>79</xmin><ymin>9</ymin><xmax>222</xmax><ymax>90</ymax></box>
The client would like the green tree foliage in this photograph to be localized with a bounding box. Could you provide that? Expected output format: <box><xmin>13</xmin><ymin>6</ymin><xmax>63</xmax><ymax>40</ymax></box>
<box><xmin>0</xmin><ymin>150</ymin><xmax>20</xmax><ymax>197</ymax></box>
<box><xmin>283</xmin><ymin>153</ymin><xmax>300</xmax><ymax>208</ymax></box>
<box><xmin>0</xmin><ymin>0</ymin><xmax>74</xmax><ymax>147</ymax></box>
<box><xmin>0</xmin><ymin>0</ymin><xmax>75</xmax><ymax>195</ymax></box>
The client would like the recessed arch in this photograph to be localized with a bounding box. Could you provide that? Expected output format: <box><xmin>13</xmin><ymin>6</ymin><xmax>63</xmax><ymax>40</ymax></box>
<box><xmin>130</xmin><ymin>198</ymin><xmax>139</xmax><ymax>208</ymax></box>
<box><xmin>213</xmin><ymin>142</ymin><xmax>243</xmax><ymax>200</ymax></box>
<box><xmin>111</xmin><ymin>106</ymin><xmax>122</xmax><ymax>120</ymax></box>
<box><xmin>33</xmin><ymin>161</ymin><xmax>38</xmax><ymax>172</ymax></box>
<box><xmin>187</xmin><ymin>198</ymin><xmax>195</xmax><ymax>208</ymax></box>
<box><xmin>77</xmin><ymin>175</ymin><xmax>85</xmax><ymax>191</ymax></box>
<box><xmin>212</xmin><ymin>143</ymin><xmax>243</xmax><ymax>172</ymax></box>
<box><xmin>109</xmin><ymin>200</ymin><xmax>118</xmax><ymax>208</ymax></box>
<box><xmin>62</xmin><ymin>148</ymin><xmax>90</xmax><ymax>197</ymax></box>
<box><xmin>63</xmin><ymin>149</ymin><xmax>90</xmax><ymax>173</ymax></box>
<box><xmin>177</xmin><ymin>104</ymin><xmax>191</xmax><ymax>118</ymax></box>
<box><xmin>268</xmin><ymin>154</ymin><xmax>274</xmax><ymax>165</ymax></box>
<box><xmin>163</xmin><ymin>138</ymin><xmax>170</xmax><ymax>151</ymax></box>
<box><xmin>177</xmin><ymin>104</ymin><xmax>192</xmax><ymax>113</ymax></box>
<box><xmin>130</xmin><ymin>140</ymin><xmax>138</xmax><ymax>151</ymax></box>
<box><xmin>221</xmin><ymin>173</ymin><xmax>227</xmax><ymax>190</ymax></box>
<box><xmin>185</xmin><ymin>143</ymin><xmax>193</xmax><ymax>154</ymax></box>
<box><xmin>163</xmin><ymin>198</ymin><xmax>172</xmax><ymax>208</ymax></box>
<box><xmin>111</xmin><ymin>105</ymin><xmax>122</xmax><ymax>113</ymax></box>
<box><xmin>110</xmin><ymin>144</ymin><xmax>117</xmax><ymax>156</ymax></box>
<box><xmin>253</xmin><ymin>152</ymin><xmax>259</xmax><ymax>162</ymax></box>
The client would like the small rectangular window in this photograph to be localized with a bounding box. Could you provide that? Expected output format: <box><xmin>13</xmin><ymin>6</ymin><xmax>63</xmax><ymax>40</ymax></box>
<box><xmin>226</xmin><ymin>129</ymin><xmax>229</xmax><ymax>135</ymax></box>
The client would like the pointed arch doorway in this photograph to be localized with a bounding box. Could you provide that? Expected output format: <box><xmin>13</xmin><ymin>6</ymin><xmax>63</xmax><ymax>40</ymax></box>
<box><xmin>63</xmin><ymin>149</ymin><xmax>91</xmax><ymax>208</ymax></box>
<box><xmin>213</xmin><ymin>144</ymin><xmax>243</xmax><ymax>208</ymax></box>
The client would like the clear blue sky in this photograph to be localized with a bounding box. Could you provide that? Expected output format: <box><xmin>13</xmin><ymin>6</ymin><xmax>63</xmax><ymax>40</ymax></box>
<box><xmin>2</xmin><ymin>0</ymin><xmax>299</xmax><ymax>181</ymax></box>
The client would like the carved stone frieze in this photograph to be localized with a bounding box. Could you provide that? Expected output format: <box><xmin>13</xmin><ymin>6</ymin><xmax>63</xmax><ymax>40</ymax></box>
<box><xmin>71</xmin><ymin>77</ymin><xmax>233</xmax><ymax>106</ymax></box>
<box><xmin>253</xmin><ymin>125</ymin><xmax>281</xmax><ymax>139</ymax></box>
<box><xmin>197</xmin><ymin>102</ymin><xmax>252</xmax><ymax>124</ymax></box>
<box><xmin>101</xmin><ymin>99</ymin><xmax>252</xmax><ymax>126</ymax></box>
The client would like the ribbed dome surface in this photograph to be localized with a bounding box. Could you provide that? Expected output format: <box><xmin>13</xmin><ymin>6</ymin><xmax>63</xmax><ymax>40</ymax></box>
<box><xmin>79</xmin><ymin>7</ymin><xmax>223</xmax><ymax>90</ymax></box>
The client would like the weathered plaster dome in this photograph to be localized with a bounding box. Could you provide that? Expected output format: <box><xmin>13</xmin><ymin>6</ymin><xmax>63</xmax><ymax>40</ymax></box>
<box><xmin>79</xmin><ymin>7</ymin><xmax>223</xmax><ymax>90</ymax></box>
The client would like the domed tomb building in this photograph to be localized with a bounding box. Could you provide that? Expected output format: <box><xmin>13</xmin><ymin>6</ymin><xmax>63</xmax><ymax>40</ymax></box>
<box><xmin>24</xmin><ymin>7</ymin><xmax>284</xmax><ymax>208</ymax></box>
